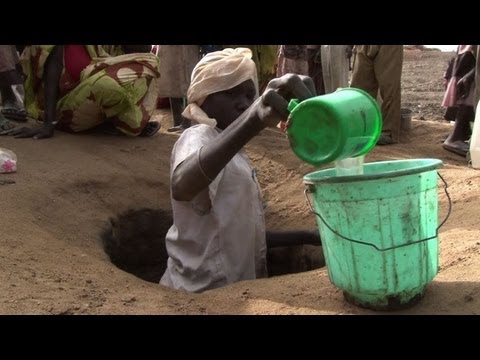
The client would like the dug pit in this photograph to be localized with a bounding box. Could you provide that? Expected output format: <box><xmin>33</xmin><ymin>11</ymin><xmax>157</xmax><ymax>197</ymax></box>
<box><xmin>102</xmin><ymin>208</ymin><xmax>325</xmax><ymax>284</ymax></box>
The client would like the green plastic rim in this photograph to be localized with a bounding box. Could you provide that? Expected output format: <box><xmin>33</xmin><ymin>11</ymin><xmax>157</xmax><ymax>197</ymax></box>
<box><xmin>303</xmin><ymin>159</ymin><xmax>444</xmax><ymax>184</ymax></box>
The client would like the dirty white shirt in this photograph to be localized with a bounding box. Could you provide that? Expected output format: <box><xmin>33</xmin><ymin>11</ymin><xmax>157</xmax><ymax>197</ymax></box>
<box><xmin>160</xmin><ymin>124</ymin><xmax>268</xmax><ymax>293</ymax></box>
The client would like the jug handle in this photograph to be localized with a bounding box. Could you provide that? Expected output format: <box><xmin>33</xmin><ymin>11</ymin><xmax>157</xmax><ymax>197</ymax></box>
<box><xmin>287</xmin><ymin>99</ymin><xmax>300</xmax><ymax>113</ymax></box>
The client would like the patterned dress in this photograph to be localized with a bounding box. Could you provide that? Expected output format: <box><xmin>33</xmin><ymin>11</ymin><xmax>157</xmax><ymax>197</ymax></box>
<box><xmin>21</xmin><ymin>45</ymin><xmax>160</xmax><ymax>136</ymax></box>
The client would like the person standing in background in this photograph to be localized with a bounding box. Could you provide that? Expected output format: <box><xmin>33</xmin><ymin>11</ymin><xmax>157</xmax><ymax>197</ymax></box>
<box><xmin>441</xmin><ymin>45</ymin><xmax>476</xmax><ymax>156</ymax></box>
<box><xmin>350</xmin><ymin>45</ymin><xmax>403</xmax><ymax>145</ymax></box>
<box><xmin>321</xmin><ymin>45</ymin><xmax>351</xmax><ymax>93</ymax></box>
<box><xmin>475</xmin><ymin>45</ymin><xmax>480</xmax><ymax>110</ymax></box>
<box><xmin>155</xmin><ymin>45</ymin><xmax>201</xmax><ymax>132</ymax></box>
<box><xmin>307</xmin><ymin>45</ymin><xmax>325</xmax><ymax>95</ymax></box>
<box><xmin>276</xmin><ymin>45</ymin><xmax>309</xmax><ymax>77</ymax></box>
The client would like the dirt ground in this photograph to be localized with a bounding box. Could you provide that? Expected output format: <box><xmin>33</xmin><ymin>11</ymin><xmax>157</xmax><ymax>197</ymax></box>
<box><xmin>1</xmin><ymin>49</ymin><xmax>479</xmax><ymax>315</ymax></box>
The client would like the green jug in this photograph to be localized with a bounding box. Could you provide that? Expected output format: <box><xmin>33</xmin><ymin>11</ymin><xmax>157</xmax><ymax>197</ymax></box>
<box><xmin>287</xmin><ymin>88</ymin><xmax>382</xmax><ymax>166</ymax></box>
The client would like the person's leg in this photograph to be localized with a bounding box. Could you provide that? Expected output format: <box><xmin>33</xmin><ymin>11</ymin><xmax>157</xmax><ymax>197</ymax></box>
<box><xmin>170</xmin><ymin>97</ymin><xmax>183</xmax><ymax>127</ymax></box>
<box><xmin>375</xmin><ymin>45</ymin><xmax>403</xmax><ymax>144</ymax></box>
<box><xmin>308</xmin><ymin>48</ymin><xmax>325</xmax><ymax>95</ymax></box>
<box><xmin>475</xmin><ymin>45</ymin><xmax>480</xmax><ymax>111</ymax></box>
<box><xmin>0</xmin><ymin>86</ymin><xmax>16</xmax><ymax>104</ymax></box>
<box><xmin>0</xmin><ymin>45</ymin><xmax>26</xmax><ymax>121</ymax></box>
<box><xmin>443</xmin><ymin>105</ymin><xmax>474</xmax><ymax>156</ymax></box>
<box><xmin>0</xmin><ymin>45</ymin><xmax>20</xmax><ymax>83</ymax></box>
<box><xmin>167</xmin><ymin>97</ymin><xmax>190</xmax><ymax>132</ymax></box>
<box><xmin>0</xmin><ymin>85</ymin><xmax>27</xmax><ymax>121</ymax></box>
<box><xmin>276</xmin><ymin>50</ymin><xmax>286</xmax><ymax>77</ymax></box>
<box><xmin>0</xmin><ymin>113</ymin><xmax>15</xmax><ymax>131</ymax></box>
<box><xmin>321</xmin><ymin>45</ymin><xmax>333</xmax><ymax>93</ymax></box>
<box><xmin>350</xmin><ymin>47</ymin><xmax>379</xmax><ymax>99</ymax></box>
<box><xmin>451</xmin><ymin>106</ymin><xmax>474</xmax><ymax>142</ymax></box>
<box><xmin>330</xmin><ymin>45</ymin><xmax>349</xmax><ymax>90</ymax></box>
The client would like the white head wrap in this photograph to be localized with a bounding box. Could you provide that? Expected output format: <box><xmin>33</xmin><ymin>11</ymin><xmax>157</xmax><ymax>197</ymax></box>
<box><xmin>182</xmin><ymin>47</ymin><xmax>258</xmax><ymax>127</ymax></box>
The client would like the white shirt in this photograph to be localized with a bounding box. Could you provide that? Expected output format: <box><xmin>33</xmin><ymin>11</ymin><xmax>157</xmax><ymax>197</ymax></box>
<box><xmin>160</xmin><ymin>124</ymin><xmax>267</xmax><ymax>293</ymax></box>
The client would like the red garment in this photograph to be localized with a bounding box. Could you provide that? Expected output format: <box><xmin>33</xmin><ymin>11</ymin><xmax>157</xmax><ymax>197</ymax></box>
<box><xmin>64</xmin><ymin>45</ymin><xmax>91</xmax><ymax>83</ymax></box>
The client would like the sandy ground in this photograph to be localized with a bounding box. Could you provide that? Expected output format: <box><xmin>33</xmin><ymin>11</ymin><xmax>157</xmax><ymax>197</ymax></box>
<box><xmin>1</xmin><ymin>49</ymin><xmax>479</xmax><ymax>315</ymax></box>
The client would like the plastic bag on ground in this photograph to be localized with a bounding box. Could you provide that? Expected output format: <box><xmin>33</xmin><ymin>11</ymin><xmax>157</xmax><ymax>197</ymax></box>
<box><xmin>0</xmin><ymin>148</ymin><xmax>17</xmax><ymax>173</ymax></box>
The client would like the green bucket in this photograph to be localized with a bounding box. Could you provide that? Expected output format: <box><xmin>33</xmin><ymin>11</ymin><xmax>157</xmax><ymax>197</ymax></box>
<box><xmin>303</xmin><ymin>159</ymin><xmax>449</xmax><ymax>310</ymax></box>
<box><xmin>287</xmin><ymin>88</ymin><xmax>382</xmax><ymax>166</ymax></box>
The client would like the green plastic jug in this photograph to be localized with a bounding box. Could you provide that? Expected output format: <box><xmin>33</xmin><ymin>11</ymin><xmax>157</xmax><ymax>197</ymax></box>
<box><xmin>287</xmin><ymin>88</ymin><xmax>382</xmax><ymax>166</ymax></box>
<box><xmin>304</xmin><ymin>159</ymin><xmax>448</xmax><ymax>310</ymax></box>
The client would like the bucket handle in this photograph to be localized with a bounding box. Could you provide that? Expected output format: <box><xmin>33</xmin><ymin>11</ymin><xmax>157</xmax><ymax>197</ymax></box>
<box><xmin>304</xmin><ymin>172</ymin><xmax>452</xmax><ymax>252</ymax></box>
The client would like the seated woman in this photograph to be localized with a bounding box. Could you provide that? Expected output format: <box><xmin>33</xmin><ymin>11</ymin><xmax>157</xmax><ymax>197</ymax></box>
<box><xmin>1</xmin><ymin>45</ymin><xmax>160</xmax><ymax>139</ymax></box>
<box><xmin>161</xmin><ymin>48</ymin><xmax>322</xmax><ymax>293</ymax></box>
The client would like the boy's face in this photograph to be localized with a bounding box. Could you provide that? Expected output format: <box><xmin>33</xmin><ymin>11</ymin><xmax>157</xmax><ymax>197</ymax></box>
<box><xmin>201</xmin><ymin>80</ymin><xmax>256</xmax><ymax>130</ymax></box>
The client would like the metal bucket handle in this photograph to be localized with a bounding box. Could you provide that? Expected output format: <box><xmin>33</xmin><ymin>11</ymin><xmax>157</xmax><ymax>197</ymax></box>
<box><xmin>304</xmin><ymin>172</ymin><xmax>452</xmax><ymax>252</ymax></box>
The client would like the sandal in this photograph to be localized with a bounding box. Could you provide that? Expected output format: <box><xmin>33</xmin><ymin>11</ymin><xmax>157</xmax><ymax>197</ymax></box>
<box><xmin>442</xmin><ymin>141</ymin><xmax>469</xmax><ymax>157</ymax></box>
<box><xmin>140</xmin><ymin>121</ymin><xmax>160</xmax><ymax>137</ymax></box>
<box><xmin>167</xmin><ymin>124</ymin><xmax>188</xmax><ymax>133</ymax></box>
<box><xmin>1</xmin><ymin>101</ymin><xmax>28</xmax><ymax>122</ymax></box>
<box><xmin>0</xmin><ymin>114</ymin><xmax>16</xmax><ymax>132</ymax></box>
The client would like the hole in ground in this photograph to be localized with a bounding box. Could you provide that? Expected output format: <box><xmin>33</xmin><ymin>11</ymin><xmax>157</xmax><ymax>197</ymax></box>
<box><xmin>102</xmin><ymin>208</ymin><xmax>325</xmax><ymax>284</ymax></box>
